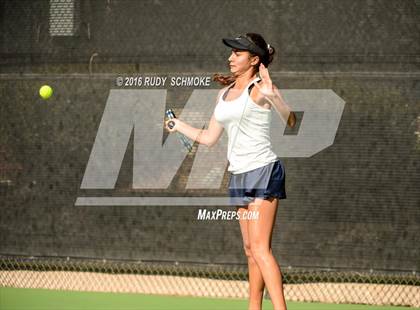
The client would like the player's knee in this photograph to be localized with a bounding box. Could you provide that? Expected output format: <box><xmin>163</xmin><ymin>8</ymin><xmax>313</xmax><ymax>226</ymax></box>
<box><xmin>250</xmin><ymin>243</ymin><xmax>270</xmax><ymax>261</ymax></box>
<box><xmin>243</xmin><ymin>243</ymin><xmax>253</xmax><ymax>258</ymax></box>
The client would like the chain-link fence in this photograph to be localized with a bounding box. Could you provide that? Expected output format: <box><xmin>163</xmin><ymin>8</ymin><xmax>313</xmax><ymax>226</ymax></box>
<box><xmin>1</xmin><ymin>255</ymin><xmax>419</xmax><ymax>308</ymax></box>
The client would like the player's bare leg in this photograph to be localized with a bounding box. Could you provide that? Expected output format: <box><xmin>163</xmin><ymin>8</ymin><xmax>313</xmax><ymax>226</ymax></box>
<box><xmin>247</xmin><ymin>198</ymin><xmax>287</xmax><ymax>310</ymax></box>
<box><xmin>238</xmin><ymin>207</ymin><xmax>265</xmax><ymax>310</ymax></box>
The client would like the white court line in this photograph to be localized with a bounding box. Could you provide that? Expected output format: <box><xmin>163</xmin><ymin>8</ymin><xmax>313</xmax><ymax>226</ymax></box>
<box><xmin>75</xmin><ymin>196</ymin><xmax>239</xmax><ymax>206</ymax></box>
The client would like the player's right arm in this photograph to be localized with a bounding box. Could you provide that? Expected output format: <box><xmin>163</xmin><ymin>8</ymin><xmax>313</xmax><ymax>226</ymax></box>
<box><xmin>201</xmin><ymin>112</ymin><xmax>224</xmax><ymax>148</ymax></box>
<box><xmin>198</xmin><ymin>87</ymin><xmax>226</xmax><ymax>148</ymax></box>
<box><xmin>164</xmin><ymin>88</ymin><xmax>226</xmax><ymax>148</ymax></box>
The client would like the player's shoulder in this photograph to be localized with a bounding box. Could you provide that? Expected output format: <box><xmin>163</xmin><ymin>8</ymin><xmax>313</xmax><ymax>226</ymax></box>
<box><xmin>220</xmin><ymin>85</ymin><xmax>230</xmax><ymax>92</ymax></box>
<box><xmin>216</xmin><ymin>84</ymin><xmax>231</xmax><ymax>101</ymax></box>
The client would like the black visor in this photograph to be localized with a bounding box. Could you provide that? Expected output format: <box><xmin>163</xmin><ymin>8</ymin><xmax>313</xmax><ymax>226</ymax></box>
<box><xmin>222</xmin><ymin>35</ymin><xmax>266</xmax><ymax>58</ymax></box>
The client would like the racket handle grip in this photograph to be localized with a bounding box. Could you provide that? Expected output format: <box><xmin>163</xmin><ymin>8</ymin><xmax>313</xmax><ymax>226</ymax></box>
<box><xmin>166</xmin><ymin>109</ymin><xmax>176</xmax><ymax>129</ymax></box>
<box><xmin>168</xmin><ymin>120</ymin><xmax>175</xmax><ymax>129</ymax></box>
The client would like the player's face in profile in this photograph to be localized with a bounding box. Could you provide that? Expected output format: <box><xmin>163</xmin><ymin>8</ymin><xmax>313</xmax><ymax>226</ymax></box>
<box><xmin>228</xmin><ymin>49</ymin><xmax>256</xmax><ymax>75</ymax></box>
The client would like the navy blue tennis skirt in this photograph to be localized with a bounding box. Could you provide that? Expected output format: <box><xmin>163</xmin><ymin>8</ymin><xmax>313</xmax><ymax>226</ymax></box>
<box><xmin>228</xmin><ymin>158</ymin><xmax>287</xmax><ymax>206</ymax></box>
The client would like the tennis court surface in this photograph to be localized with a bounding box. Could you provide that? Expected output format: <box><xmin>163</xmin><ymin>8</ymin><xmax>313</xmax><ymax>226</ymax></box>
<box><xmin>1</xmin><ymin>287</ymin><xmax>416</xmax><ymax>310</ymax></box>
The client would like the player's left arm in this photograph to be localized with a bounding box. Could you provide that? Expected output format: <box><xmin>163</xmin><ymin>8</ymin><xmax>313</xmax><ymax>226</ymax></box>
<box><xmin>265</xmin><ymin>85</ymin><xmax>296</xmax><ymax>128</ymax></box>
<box><xmin>253</xmin><ymin>63</ymin><xmax>296</xmax><ymax>128</ymax></box>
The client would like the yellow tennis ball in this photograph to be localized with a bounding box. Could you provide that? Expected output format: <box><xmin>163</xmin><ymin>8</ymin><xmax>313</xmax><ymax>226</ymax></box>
<box><xmin>39</xmin><ymin>85</ymin><xmax>53</xmax><ymax>99</ymax></box>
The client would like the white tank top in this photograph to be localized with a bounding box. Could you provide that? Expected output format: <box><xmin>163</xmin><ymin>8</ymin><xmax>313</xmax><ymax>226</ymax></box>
<box><xmin>214</xmin><ymin>76</ymin><xmax>279</xmax><ymax>174</ymax></box>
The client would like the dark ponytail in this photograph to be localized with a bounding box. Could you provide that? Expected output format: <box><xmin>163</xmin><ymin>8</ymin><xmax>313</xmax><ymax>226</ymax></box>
<box><xmin>265</xmin><ymin>44</ymin><xmax>275</xmax><ymax>67</ymax></box>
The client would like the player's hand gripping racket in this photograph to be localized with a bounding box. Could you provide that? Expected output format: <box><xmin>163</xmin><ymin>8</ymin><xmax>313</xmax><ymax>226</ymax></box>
<box><xmin>165</xmin><ymin>109</ymin><xmax>193</xmax><ymax>152</ymax></box>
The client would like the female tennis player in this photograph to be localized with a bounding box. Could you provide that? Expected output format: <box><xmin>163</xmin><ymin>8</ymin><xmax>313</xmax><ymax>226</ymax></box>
<box><xmin>165</xmin><ymin>33</ymin><xmax>295</xmax><ymax>310</ymax></box>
